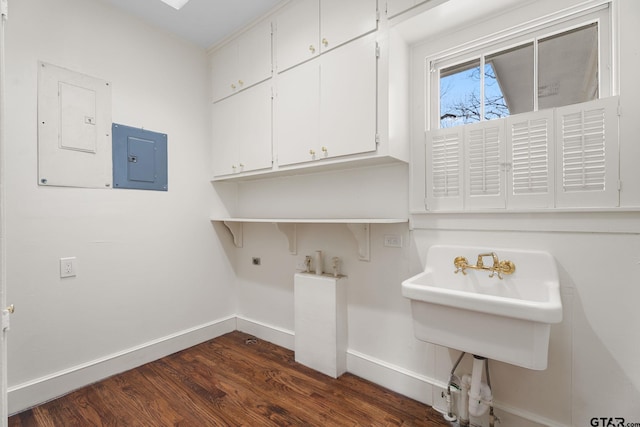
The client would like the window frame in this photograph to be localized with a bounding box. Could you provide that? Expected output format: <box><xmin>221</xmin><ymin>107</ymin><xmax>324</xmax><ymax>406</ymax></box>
<box><xmin>426</xmin><ymin>4</ymin><xmax>612</xmax><ymax>131</ymax></box>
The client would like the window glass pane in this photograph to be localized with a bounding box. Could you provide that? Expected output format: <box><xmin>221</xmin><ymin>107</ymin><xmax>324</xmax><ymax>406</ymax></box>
<box><xmin>538</xmin><ymin>23</ymin><xmax>598</xmax><ymax>110</ymax></box>
<box><xmin>440</xmin><ymin>59</ymin><xmax>481</xmax><ymax>128</ymax></box>
<box><xmin>485</xmin><ymin>42</ymin><xmax>534</xmax><ymax>117</ymax></box>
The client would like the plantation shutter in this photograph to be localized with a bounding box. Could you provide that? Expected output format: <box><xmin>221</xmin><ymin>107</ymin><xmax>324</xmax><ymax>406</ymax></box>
<box><xmin>425</xmin><ymin>128</ymin><xmax>464</xmax><ymax>211</ymax></box>
<box><xmin>506</xmin><ymin>110</ymin><xmax>554</xmax><ymax>209</ymax></box>
<box><xmin>555</xmin><ymin>96</ymin><xmax>619</xmax><ymax>208</ymax></box>
<box><xmin>464</xmin><ymin>121</ymin><xmax>506</xmax><ymax>209</ymax></box>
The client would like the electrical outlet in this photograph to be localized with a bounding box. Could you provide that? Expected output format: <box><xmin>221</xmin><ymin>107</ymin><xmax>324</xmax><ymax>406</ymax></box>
<box><xmin>60</xmin><ymin>257</ymin><xmax>77</xmax><ymax>278</ymax></box>
<box><xmin>383</xmin><ymin>234</ymin><xmax>403</xmax><ymax>248</ymax></box>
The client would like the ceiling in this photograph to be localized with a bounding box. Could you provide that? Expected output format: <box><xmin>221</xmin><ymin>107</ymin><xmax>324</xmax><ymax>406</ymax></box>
<box><xmin>100</xmin><ymin>0</ymin><xmax>283</xmax><ymax>49</ymax></box>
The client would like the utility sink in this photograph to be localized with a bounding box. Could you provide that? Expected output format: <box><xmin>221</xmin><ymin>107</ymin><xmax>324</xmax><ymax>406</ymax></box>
<box><xmin>402</xmin><ymin>245</ymin><xmax>562</xmax><ymax>370</ymax></box>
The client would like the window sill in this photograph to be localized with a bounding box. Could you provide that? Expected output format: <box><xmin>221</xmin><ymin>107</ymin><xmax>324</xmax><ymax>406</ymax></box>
<box><xmin>409</xmin><ymin>209</ymin><xmax>640</xmax><ymax>234</ymax></box>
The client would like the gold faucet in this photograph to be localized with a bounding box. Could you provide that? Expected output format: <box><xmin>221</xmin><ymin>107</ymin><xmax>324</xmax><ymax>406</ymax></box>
<box><xmin>454</xmin><ymin>252</ymin><xmax>515</xmax><ymax>279</ymax></box>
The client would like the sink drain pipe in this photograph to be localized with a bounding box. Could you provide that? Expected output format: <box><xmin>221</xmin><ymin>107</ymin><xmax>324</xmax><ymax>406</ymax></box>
<box><xmin>443</xmin><ymin>354</ymin><xmax>498</xmax><ymax>426</ymax></box>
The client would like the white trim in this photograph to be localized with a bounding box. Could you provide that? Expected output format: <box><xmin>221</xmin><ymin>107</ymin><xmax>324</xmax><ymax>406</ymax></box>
<box><xmin>493</xmin><ymin>399</ymin><xmax>572</xmax><ymax>427</ymax></box>
<box><xmin>427</xmin><ymin>0</ymin><xmax>610</xmax><ymax>68</ymax></box>
<box><xmin>410</xmin><ymin>210</ymin><xmax>640</xmax><ymax>234</ymax></box>
<box><xmin>8</xmin><ymin>316</ymin><xmax>237</xmax><ymax>415</ymax></box>
<box><xmin>236</xmin><ymin>316</ymin><xmax>294</xmax><ymax>350</ymax></box>
<box><xmin>346</xmin><ymin>348</ymin><xmax>438</xmax><ymax>405</ymax></box>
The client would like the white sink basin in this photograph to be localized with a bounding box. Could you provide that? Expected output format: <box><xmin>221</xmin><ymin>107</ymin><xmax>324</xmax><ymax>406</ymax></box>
<box><xmin>402</xmin><ymin>245</ymin><xmax>562</xmax><ymax>370</ymax></box>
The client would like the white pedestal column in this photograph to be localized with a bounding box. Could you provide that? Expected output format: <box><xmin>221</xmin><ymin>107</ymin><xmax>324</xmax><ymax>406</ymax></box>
<box><xmin>294</xmin><ymin>273</ymin><xmax>348</xmax><ymax>378</ymax></box>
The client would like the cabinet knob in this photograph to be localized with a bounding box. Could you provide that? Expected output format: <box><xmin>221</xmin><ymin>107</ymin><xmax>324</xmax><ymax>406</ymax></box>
<box><xmin>309</xmin><ymin>149</ymin><xmax>316</xmax><ymax>155</ymax></box>
<box><xmin>322</xmin><ymin>38</ymin><xmax>328</xmax><ymax>47</ymax></box>
<box><xmin>309</xmin><ymin>45</ymin><xmax>316</xmax><ymax>54</ymax></box>
<box><xmin>239</xmin><ymin>163</ymin><xmax>244</xmax><ymax>168</ymax></box>
<box><xmin>238</xmin><ymin>80</ymin><xmax>244</xmax><ymax>86</ymax></box>
<box><xmin>321</xmin><ymin>146</ymin><xmax>328</xmax><ymax>153</ymax></box>
<box><xmin>231</xmin><ymin>83</ymin><xmax>236</xmax><ymax>89</ymax></box>
<box><xmin>232</xmin><ymin>164</ymin><xmax>237</xmax><ymax>170</ymax></box>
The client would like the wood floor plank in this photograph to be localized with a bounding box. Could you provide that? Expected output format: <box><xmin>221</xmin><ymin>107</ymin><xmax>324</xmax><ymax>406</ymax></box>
<box><xmin>9</xmin><ymin>331</ymin><xmax>451</xmax><ymax>426</ymax></box>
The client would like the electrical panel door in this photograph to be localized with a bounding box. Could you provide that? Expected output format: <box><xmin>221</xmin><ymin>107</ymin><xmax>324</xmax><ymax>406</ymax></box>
<box><xmin>112</xmin><ymin>124</ymin><xmax>168</xmax><ymax>191</ymax></box>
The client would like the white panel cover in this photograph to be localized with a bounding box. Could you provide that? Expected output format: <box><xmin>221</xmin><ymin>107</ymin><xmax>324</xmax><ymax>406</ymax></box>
<box><xmin>38</xmin><ymin>62</ymin><xmax>112</xmax><ymax>188</ymax></box>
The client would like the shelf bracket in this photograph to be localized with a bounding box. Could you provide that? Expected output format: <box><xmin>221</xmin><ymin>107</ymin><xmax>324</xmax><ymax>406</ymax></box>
<box><xmin>274</xmin><ymin>223</ymin><xmax>297</xmax><ymax>255</ymax></box>
<box><xmin>346</xmin><ymin>223</ymin><xmax>370</xmax><ymax>262</ymax></box>
<box><xmin>222</xmin><ymin>221</ymin><xmax>243</xmax><ymax>248</ymax></box>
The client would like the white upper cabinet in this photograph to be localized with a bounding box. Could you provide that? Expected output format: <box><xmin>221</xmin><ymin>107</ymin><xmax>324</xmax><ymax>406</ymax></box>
<box><xmin>319</xmin><ymin>34</ymin><xmax>377</xmax><ymax>160</ymax></box>
<box><xmin>210</xmin><ymin>0</ymin><xmax>412</xmax><ymax>181</ymax></box>
<box><xmin>275</xmin><ymin>58</ymin><xmax>321</xmax><ymax>166</ymax></box>
<box><xmin>211</xmin><ymin>19</ymin><xmax>273</xmax><ymax>102</ymax></box>
<box><xmin>275</xmin><ymin>0</ymin><xmax>377</xmax><ymax>73</ymax></box>
<box><xmin>275</xmin><ymin>0</ymin><xmax>320</xmax><ymax>73</ymax></box>
<box><xmin>212</xmin><ymin>81</ymin><xmax>273</xmax><ymax>177</ymax></box>
<box><xmin>320</xmin><ymin>0</ymin><xmax>378</xmax><ymax>53</ymax></box>
<box><xmin>385</xmin><ymin>0</ymin><xmax>427</xmax><ymax>18</ymax></box>
<box><xmin>275</xmin><ymin>34</ymin><xmax>378</xmax><ymax>167</ymax></box>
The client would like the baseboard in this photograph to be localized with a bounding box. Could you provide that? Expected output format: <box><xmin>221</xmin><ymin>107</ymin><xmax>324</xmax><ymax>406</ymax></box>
<box><xmin>346</xmin><ymin>348</ymin><xmax>440</xmax><ymax>406</ymax></box>
<box><xmin>235</xmin><ymin>316</ymin><xmax>294</xmax><ymax>350</ymax></box>
<box><xmin>8</xmin><ymin>315</ymin><xmax>237</xmax><ymax>415</ymax></box>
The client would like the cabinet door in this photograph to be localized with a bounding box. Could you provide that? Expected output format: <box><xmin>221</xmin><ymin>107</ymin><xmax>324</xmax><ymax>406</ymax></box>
<box><xmin>275</xmin><ymin>0</ymin><xmax>319</xmax><ymax>73</ymax></box>
<box><xmin>320</xmin><ymin>35</ymin><xmax>377</xmax><ymax>159</ymax></box>
<box><xmin>320</xmin><ymin>0</ymin><xmax>377</xmax><ymax>53</ymax></box>
<box><xmin>238</xmin><ymin>19</ymin><xmax>273</xmax><ymax>91</ymax></box>
<box><xmin>237</xmin><ymin>81</ymin><xmax>273</xmax><ymax>173</ymax></box>
<box><xmin>275</xmin><ymin>59</ymin><xmax>320</xmax><ymax>166</ymax></box>
<box><xmin>386</xmin><ymin>0</ymin><xmax>427</xmax><ymax>18</ymax></box>
<box><xmin>212</xmin><ymin>96</ymin><xmax>239</xmax><ymax>176</ymax></box>
<box><xmin>210</xmin><ymin>42</ymin><xmax>238</xmax><ymax>102</ymax></box>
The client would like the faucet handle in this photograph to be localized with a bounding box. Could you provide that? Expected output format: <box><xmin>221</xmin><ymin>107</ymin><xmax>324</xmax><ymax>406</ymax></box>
<box><xmin>490</xmin><ymin>260</ymin><xmax>516</xmax><ymax>279</ymax></box>
<box><xmin>453</xmin><ymin>256</ymin><xmax>469</xmax><ymax>275</ymax></box>
<box><xmin>498</xmin><ymin>260</ymin><xmax>516</xmax><ymax>275</ymax></box>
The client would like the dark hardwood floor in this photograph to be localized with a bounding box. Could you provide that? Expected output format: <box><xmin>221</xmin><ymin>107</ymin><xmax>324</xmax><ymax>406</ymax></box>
<box><xmin>9</xmin><ymin>331</ymin><xmax>451</xmax><ymax>426</ymax></box>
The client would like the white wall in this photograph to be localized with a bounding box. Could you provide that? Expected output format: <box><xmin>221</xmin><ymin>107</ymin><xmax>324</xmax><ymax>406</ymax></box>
<box><xmin>5</xmin><ymin>0</ymin><xmax>236</xmax><ymax>413</ymax></box>
<box><xmin>227</xmin><ymin>1</ymin><xmax>640</xmax><ymax>426</ymax></box>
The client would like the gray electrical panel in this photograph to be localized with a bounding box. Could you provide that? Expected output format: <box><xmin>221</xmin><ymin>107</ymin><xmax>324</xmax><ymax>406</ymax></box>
<box><xmin>112</xmin><ymin>123</ymin><xmax>168</xmax><ymax>191</ymax></box>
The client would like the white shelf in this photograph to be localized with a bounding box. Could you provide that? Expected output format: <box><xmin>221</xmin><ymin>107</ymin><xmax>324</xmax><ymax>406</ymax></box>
<box><xmin>211</xmin><ymin>217</ymin><xmax>408</xmax><ymax>261</ymax></box>
<box><xmin>212</xmin><ymin>218</ymin><xmax>407</xmax><ymax>223</ymax></box>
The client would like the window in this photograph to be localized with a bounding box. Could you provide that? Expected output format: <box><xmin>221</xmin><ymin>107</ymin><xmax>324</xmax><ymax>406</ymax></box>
<box><xmin>424</xmin><ymin>5</ymin><xmax>618</xmax><ymax>212</ymax></box>
<box><xmin>432</xmin><ymin>9</ymin><xmax>609</xmax><ymax>129</ymax></box>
